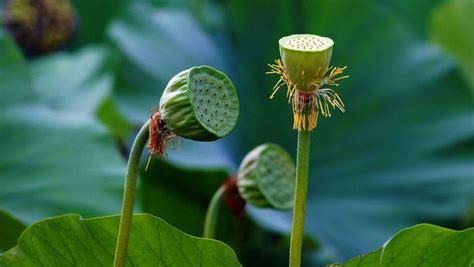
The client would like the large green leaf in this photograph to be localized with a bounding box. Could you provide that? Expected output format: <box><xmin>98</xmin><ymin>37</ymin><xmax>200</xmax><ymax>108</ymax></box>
<box><xmin>0</xmin><ymin>31</ymin><xmax>125</xmax><ymax>223</ymax></box>
<box><xmin>334</xmin><ymin>224</ymin><xmax>474</xmax><ymax>267</ymax></box>
<box><xmin>0</xmin><ymin>214</ymin><xmax>241</xmax><ymax>266</ymax></box>
<box><xmin>29</xmin><ymin>45</ymin><xmax>132</xmax><ymax>139</ymax></box>
<box><xmin>431</xmin><ymin>0</ymin><xmax>474</xmax><ymax>92</ymax></box>
<box><xmin>336</xmin><ymin>250</ymin><xmax>381</xmax><ymax>267</ymax></box>
<box><xmin>108</xmin><ymin>2</ymin><xmax>230</xmax><ymax>122</ymax></box>
<box><xmin>30</xmin><ymin>46</ymin><xmax>115</xmax><ymax>115</ymax></box>
<box><xmin>70</xmin><ymin>0</ymin><xmax>130</xmax><ymax>46</ymax></box>
<box><xmin>0</xmin><ymin>210</ymin><xmax>25</xmax><ymax>253</ymax></box>
<box><xmin>0</xmin><ymin>31</ymin><xmax>33</xmax><ymax>105</ymax></box>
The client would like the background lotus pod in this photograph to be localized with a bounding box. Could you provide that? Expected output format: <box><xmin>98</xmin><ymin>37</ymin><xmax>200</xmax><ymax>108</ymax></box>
<box><xmin>279</xmin><ymin>34</ymin><xmax>333</xmax><ymax>91</ymax></box>
<box><xmin>237</xmin><ymin>143</ymin><xmax>296</xmax><ymax>210</ymax></box>
<box><xmin>4</xmin><ymin>0</ymin><xmax>76</xmax><ymax>56</ymax></box>
<box><xmin>159</xmin><ymin>65</ymin><xmax>239</xmax><ymax>141</ymax></box>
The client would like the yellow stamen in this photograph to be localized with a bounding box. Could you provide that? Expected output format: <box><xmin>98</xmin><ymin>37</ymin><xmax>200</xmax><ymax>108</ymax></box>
<box><xmin>267</xmin><ymin>60</ymin><xmax>348</xmax><ymax>130</ymax></box>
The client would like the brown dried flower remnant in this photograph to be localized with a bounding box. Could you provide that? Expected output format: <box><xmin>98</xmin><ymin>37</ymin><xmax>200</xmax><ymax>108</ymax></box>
<box><xmin>147</xmin><ymin>111</ymin><xmax>176</xmax><ymax>157</ymax></box>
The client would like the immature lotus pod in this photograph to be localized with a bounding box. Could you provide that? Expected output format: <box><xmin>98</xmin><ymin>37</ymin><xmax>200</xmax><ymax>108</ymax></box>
<box><xmin>159</xmin><ymin>66</ymin><xmax>239</xmax><ymax>141</ymax></box>
<box><xmin>237</xmin><ymin>144</ymin><xmax>295</xmax><ymax>210</ymax></box>
<box><xmin>279</xmin><ymin>34</ymin><xmax>333</xmax><ymax>91</ymax></box>
<box><xmin>4</xmin><ymin>0</ymin><xmax>76</xmax><ymax>56</ymax></box>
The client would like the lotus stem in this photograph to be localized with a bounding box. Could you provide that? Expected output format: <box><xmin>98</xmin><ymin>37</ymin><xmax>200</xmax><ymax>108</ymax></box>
<box><xmin>113</xmin><ymin>120</ymin><xmax>150</xmax><ymax>267</ymax></box>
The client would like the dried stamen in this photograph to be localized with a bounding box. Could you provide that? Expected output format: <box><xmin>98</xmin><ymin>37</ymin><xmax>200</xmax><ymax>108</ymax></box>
<box><xmin>292</xmin><ymin>90</ymin><xmax>318</xmax><ymax>130</ymax></box>
<box><xmin>267</xmin><ymin>59</ymin><xmax>295</xmax><ymax>99</ymax></box>
<box><xmin>147</xmin><ymin>111</ymin><xmax>176</xmax><ymax>157</ymax></box>
<box><xmin>267</xmin><ymin>59</ymin><xmax>348</xmax><ymax>131</ymax></box>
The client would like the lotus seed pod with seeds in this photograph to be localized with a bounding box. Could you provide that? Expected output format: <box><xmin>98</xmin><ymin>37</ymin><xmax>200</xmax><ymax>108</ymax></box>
<box><xmin>159</xmin><ymin>66</ymin><xmax>239</xmax><ymax>141</ymax></box>
<box><xmin>279</xmin><ymin>34</ymin><xmax>333</xmax><ymax>91</ymax></box>
<box><xmin>4</xmin><ymin>0</ymin><xmax>76</xmax><ymax>56</ymax></box>
<box><xmin>237</xmin><ymin>144</ymin><xmax>295</xmax><ymax>210</ymax></box>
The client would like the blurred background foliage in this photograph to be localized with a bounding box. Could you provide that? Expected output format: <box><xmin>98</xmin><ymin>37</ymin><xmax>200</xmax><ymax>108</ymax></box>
<box><xmin>0</xmin><ymin>0</ymin><xmax>473</xmax><ymax>266</ymax></box>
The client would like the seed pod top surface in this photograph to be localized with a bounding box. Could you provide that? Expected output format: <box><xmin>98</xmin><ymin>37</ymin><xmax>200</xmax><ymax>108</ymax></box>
<box><xmin>159</xmin><ymin>66</ymin><xmax>239</xmax><ymax>141</ymax></box>
<box><xmin>279</xmin><ymin>34</ymin><xmax>333</xmax><ymax>91</ymax></box>
<box><xmin>237</xmin><ymin>144</ymin><xmax>295</xmax><ymax>210</ymax></box>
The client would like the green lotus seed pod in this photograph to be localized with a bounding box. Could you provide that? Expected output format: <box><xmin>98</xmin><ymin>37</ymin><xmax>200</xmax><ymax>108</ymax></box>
<box><xmin>159</xmin><ymin>66</ymin><xmax>239</xmax><ymax>141</ymax></box>
<box><xmin>237</xmin><ymin>144</ymin><xmax>295</xmax><ymax>210</ymax></box>
<box><xmin>279</xmin><ymin>34</ymin><xmax>333</xmax><ymax>91</ymax></box>
<box><xmin>4</xmin><ymin>0</ymin><xmax>77</xmax><ymax>56</ymax></box>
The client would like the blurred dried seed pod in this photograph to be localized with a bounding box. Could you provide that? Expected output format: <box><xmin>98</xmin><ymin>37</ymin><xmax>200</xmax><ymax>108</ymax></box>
<box><xmin>4</xmin><ymin>0</ymin><xmax>77</xmax><ymax>56</ymax></box>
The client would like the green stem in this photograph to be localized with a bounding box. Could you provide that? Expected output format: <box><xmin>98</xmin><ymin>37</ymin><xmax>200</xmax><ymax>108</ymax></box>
<box><xmin>289</xmin><ymin>130</ymin><xmax>311</xmax><ymax>267</ymax></box>
<box><xmin>203</xmin><ymin>185</ymin><xmax>225</xmax><ymax>239</ymax></box>
<box><xmin>113</xmin><ymin>120</ymin><xmax>150</xmax><ymax>267</ymax></box>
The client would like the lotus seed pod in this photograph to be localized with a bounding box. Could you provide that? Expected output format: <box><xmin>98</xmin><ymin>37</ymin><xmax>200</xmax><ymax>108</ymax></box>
<box><xmin>237</xmin><ymin>144</ymin><xmax>295</xmax><ymax>210</ymax></box>
<box><xmin>279</xmin><ymin>34</ymin><xmax>333</xmax><ymax>91</ymax></box>
<box><xmin>4</xmin><ymin>0</ymin><xmax>76</xmax><ymax>56</ymax></box>
<box><xmin>159</xmin><ymin>66</ymin><xmax>239</xmax><ymax>141</ymax></box>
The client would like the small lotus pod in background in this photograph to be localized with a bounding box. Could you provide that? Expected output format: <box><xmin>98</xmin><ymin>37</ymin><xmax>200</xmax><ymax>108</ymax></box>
<box><xmin>279</xmin><ymin>34</ymin><xmax>333</xmax><ymax>92</ymax></box>
<box><xmin>159</xmin><ymin>65</ymin><xmax>239</xmax><ymax>141</ymax></box>
<box><xmin>4</xmin><ymin>0</ymin><xmax>76</xmax><ymax>56</ymax></box>
<box><xmin>237</xmin><ymin>143</ymin><xmax>295</xmax><ymax>210</ymax></box>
